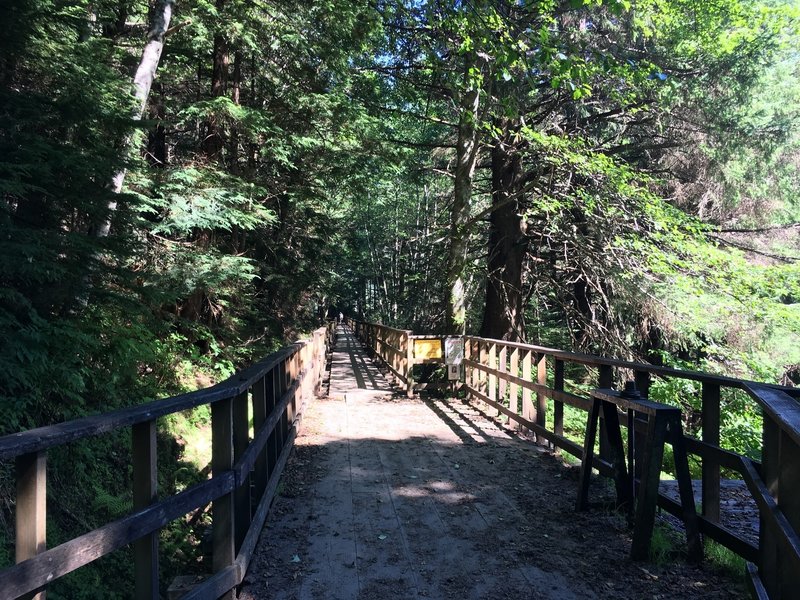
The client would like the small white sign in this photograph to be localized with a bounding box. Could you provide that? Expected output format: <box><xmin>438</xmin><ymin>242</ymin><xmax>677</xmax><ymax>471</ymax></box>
<box><xmin>444</xmin><ymin>338</ymin><xmax>464</xmax><ymax>365</ymax></box>
<box><xmin>447</xmin><ymin>364</ymin><xmax>461</xmax><ymax>381</ymax></box>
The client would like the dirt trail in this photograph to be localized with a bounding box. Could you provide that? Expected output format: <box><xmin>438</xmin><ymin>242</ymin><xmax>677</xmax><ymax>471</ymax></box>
<box><xmin>238</xmin><ymin>329</ymin><xmax>747</xmax><ymax>600</ymax></box>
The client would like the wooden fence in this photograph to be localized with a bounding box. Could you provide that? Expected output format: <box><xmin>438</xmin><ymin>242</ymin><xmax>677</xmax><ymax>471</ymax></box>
<box><xmin>347</xmin><ymin>320</ymin><xmax>800</xmax><ymax>599</ymax></box>
<box><xmin>461</xmin><ymin>335</ymin><xmax>800</xmax><ymax>600</ymax></box>
<box><xmin>348</xmin><ymin>320</ymin><xmax>414</xmax><ymax>397</ymax></box>
<box><xmin>1</xmin><ymin>324</ymin><xmax>334</xmax><ymax>600</ymax></box>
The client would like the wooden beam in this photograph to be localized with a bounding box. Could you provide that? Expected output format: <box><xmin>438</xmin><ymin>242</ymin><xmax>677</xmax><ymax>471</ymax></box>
<box><xmin>132</xmin><ymin>420</ymin><xmax>158</xmax><ymax>600</ymax></box>
<box><xmin>16</xmin><ymin>451</ymin><xmax>46</xmax><ymax>600</ymax></box>
<box><xmin>211</xmin><ymin>396</ymin><xmax>235</xmax><ymax>600</ymax></box>
<box><xmin>701</xmin><ymin>383</ymin><xmax>721</xmax><ymax>523</ymax></box>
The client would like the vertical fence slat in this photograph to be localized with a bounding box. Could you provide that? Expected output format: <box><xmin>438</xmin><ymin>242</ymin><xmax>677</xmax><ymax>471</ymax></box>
<box><xmin>406</xmin><ymin>331</ymin><xmax>414</xmax><ymax>397</ymax></box>
<box><xmin>554</xmin><ymin>359</ymin><xmax>565</xmax><ymax>444</ymax></box>
<box><xmin>778</xmin><ymin>429</ymin><xmax>800</xmax><ymax>598</ymax></box>
<box><xmin>16</xmin><ymin>451</ymin><xmax>47</xmax><ymax>600</ymax></box>
<box><xmin>536</xmin><ymin>354</ymin><xmax>547</xmax><ymax>444</ymax></box>
<box><xmin>253</xmin><ymin>374</ymin><xmax>269</xmax><ymax>497</ymax></box>
<box><xmin>498</xmin><ymin>345</ymin><xmax>508</xmax><ymax>403</ymax></box>
<box><xmin>509</xmin><ymin>348</ymin><xmax>519</xmax><ymax>430</ymax></box>
<box><xmin>702</xmin><ymin>382</ymin><xmax>721</xmax><ymax>523</ymax></box>
<box><xmin>132</xmin><ymin>420</ymin><xmax>158</xmax><ymax>600</ymax></box>
<box><xmin>211</xmin><ymin>396</ymin><xmax>235</xmax><ymax>600</ymax></box>
<box><xmin>233</xmin><ymin>390</ymin><xmax>251</xmax><ymax>551</ymax></box>
<box><xmin>521</xmin><ymin>350</ymin><xmax>532</xmax><ymax>428</ymax></box>
<box><xmin>598</xmin><ymin>364</ymin><xmax>614</xmax><ymax>463</ymax></box>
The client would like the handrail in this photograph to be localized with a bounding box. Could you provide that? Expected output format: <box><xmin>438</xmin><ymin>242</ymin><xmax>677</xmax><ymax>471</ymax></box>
<box><xmin>347</xmin><ymin>321</ymin><xmax>800</xmax><ymax>599</ymax></box>
<box><xmin>3</xmin><ymin>322</ymin><xmax>335</xmax><ymax>600</ymax></box>
<box><xmin>346</xmin><ymin>318</ymin><xmax>413</xmax><ymax>397</ymax></box>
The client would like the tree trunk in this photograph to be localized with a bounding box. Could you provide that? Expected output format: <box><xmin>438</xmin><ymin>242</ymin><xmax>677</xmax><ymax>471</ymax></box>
<box><xmin>445</xmin><ymin>54</ymin><xmax>483</xmax><ymax>334</ymax></box>
<box><xmin>479</xmin><ymin>121</ymin><xmax>528</xmax><ymax>341</ymax></box>
<box><xmin>98</xmin><ymin>0</ymin><xmax>174</xmax><ymax>238</ymax></box>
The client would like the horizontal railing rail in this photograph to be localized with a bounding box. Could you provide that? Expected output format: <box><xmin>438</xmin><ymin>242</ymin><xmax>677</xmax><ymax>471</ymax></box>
<box><xmin>461</xmin><ymin>334</ymin><xmax>800</xmax><ymax>599</ymax></box>
<box><xmin>3</xmin><ymin>322</ymin><xmax>335</xmax><ymax>600</ymax></box>
<box><xmin>345</xmin><ymin>320</ymin><xmax>799</xmax><ymax>599</ymax></box>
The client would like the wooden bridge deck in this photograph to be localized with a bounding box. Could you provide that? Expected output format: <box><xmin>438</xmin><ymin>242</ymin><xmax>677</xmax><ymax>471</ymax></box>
<box><xmin>238</xmin><ymin>326</ymin><xmax>745</xmax><ymax>600</ymax></box>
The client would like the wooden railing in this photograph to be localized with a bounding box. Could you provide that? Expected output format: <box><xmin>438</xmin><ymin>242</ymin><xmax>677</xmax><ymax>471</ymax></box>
<box><xmin>345</xmin><ymin>319</ymin><xmax>800</xmax><ymax>598</ymax></box>
<box><xmin>347</xmin><ymin>319</ymin><xmax>414</xmax><ymax>397</ymax></box>
<box><xmin>1</xmin><ymin>323</ymin><xmax>334</xmax><ymax>600</ymax></box>
<box><xmin>461</xmin><ymin>335</ymin><xmax>800</xmax><ymax>600</ymax></box>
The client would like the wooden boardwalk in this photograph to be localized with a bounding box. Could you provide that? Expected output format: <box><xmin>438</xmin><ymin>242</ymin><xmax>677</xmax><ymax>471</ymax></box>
<box><xmin>238</xmin><ymin>326</ymin><xmax>745</xmax><ymax>600</ymax></box>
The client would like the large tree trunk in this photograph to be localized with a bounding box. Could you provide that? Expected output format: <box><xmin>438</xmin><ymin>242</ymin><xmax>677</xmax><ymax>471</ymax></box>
<box><xmin>479</xmin><ymin>121</ymin><xmax>527</xmax><ymax>341</ymax></box>
<box><xmin>445</xmin><ymin>54</ymin><xmax>483</xmax><ymax>334</ymax></box>
<box><xmin>98</xmin><ymin>0</ymin><xmax>174</xmax><ymax>237</ymax></box>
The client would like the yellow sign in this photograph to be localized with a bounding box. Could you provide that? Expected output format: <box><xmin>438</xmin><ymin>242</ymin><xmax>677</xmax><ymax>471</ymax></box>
<box><xmin>414</xmin><ymin>338</ymin><xmax>442</xmax><ymax>360</ymax></box>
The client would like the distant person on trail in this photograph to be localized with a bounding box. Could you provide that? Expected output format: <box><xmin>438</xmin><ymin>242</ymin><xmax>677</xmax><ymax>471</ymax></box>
<box><xmin>338</xmin><ymin>312</ymin><xmax>344</xmax><ymax>324</ymax></box>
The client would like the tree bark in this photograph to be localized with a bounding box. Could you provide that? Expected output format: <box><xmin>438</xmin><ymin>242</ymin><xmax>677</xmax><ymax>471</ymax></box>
<box><xmin>445</xmin><ymin>54</ymin><xmax>483</xmax><ymax>334</ymax></box>
<box><xmin>479</xmin><ymin>121</ymin><xmax>528</xmax><ymax>341</ymax></box>
<box><xmin>98</xmin><ymin>0</ymin><xmax>174</xmax><ymax>238</ymax></box>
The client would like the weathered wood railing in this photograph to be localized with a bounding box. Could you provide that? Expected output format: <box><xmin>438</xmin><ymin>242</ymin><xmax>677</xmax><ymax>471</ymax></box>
<box><xmin>348</xmin><ymin>319</ymin><xmax>414</xmax><ymax>397</ymax></box>
<box><xmin>461</xmin><ymin>335</ymin><xmax>800</xmax><ymax>600</ymax></box>
<box><xmin>1</xmin><ymin>323</ymin><xmax>334</xmax><ymax>600</ymax></box>
<box><xmin>346</xmin><ymin>319</ymin><xmax>800</xmax><ymax>599</ymax></box>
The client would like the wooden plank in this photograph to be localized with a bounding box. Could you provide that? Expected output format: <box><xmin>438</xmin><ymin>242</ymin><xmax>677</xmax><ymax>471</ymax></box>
<box><xmin>701</xmin><ymin>382</ymin><xmax>721</xmax><ymax>523</ymax></box>
<box><xmin>631</xmin><ymin>413</ymin><xmax>667</xmax><ymax>561</ymax></box>
<box><xmin>233</xmin><ymin>391</ymin><xmax>251</xmax><ymax>553</ymax></box>
<box><xmin>211</xmin><ymin>396</ymin><xmax>235</xmax><ymax>600</ymax></box>
<box><xmin>132</xmin><ymin>420</ymin><xmax>158</xmax><ymax>600</ymax></box>
<box><xmin>758</xmin><ymin>416</ymin><xmax>780</xmax><ymax>596</ymax></box>
<box><xmin>598</xmin><ymin>365</ymin><xmax>614</xmax><ymax>464</ymax></box>
<box><xmin>488</xmin><ymin>342</ymin><xmax>497</xmax><ymax>405</ymax></box>
<box><xmin>746</xmin><ymin>562</ymin><xmax>770</xmax><ymax>600</ymax></box>
<box><xmin>252</xmin><ymin>374</ymin><xmax>269</xmax><ymax>497</ymax></box>
<box><xmin>15</xmin><ymin>451</ymin><xmax>46</xmax><ymax>600</ymax></box>
<box><xmin>536</xmin><ymin>354</ymin><xmax>547</xmax><ymax>443</ymax></box>
<box><xmin>509</xmin><ymin>348</ymin><xmax>519</xmax><ymax>430</ymax></box>
<box><xmin>521</xmin><ymin>350</ymin><xmax>532</xmax><ymax>426</ymax></box>
<box><xmin>600</xmin><ymin>400</ymin><xmax>632</xmax><ymax>511</ymax></box>
<box><xmin>778</xmin><ymin>429</ymin><xmax>800</xmax><ymax>597</ymax></box>
<box><xmin>576</xmin><ymin>398</ymin><xmax>601</xmax><ymax>511</ymax></box>
<box><xmin>0</xmin><ymin>474</ymin><xmax>234</xmax><ymax>599</ymax></box>
<box><xmin>405</xmin><ymin>331</ymin><xmax>414</xmax><ymax>398</ymax></box>
<box><xmin>667</xmin><ymin>416</ymin><xmax>702</xmax><ymax>562</ymax></box>
<box><xmin>498</xmin><ymin>345</ymin><xmax>508</xmax><ymax>403</ymax></box>
<box><xmin>740</xmin><ymin>457</ymin><xmax>800</xmax><ymax>565</ymax></box>
<box><xmin>554</xmin><ymin>359</ymin><xmax>564</xmax><ymax>443</ymax></box>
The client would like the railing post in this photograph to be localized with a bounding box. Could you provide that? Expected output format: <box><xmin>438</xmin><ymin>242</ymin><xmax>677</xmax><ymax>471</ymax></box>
<box><xmin>536</xmin><ymin>354</ymin><xmax>547</xmax><ymax>445</ymax></box>
<box><xmin>211</xmin><ymin>396</ymin><xmax>235</xmax><ymax>600</ymax></box>
<box><xmin>405</xmin><ymin>331</ymin><xmax>414</xmax><ymax>398</ymax></box>
<box><xmin>778</xmin><ymin>428</ymin><xmax>800</xmax><ymax>598</ymax></box>
<box><xmin>16</xmin><ymin>451</ymin><xmax>47</xmax><ymax>600</ymax></box>
<box><xmin>554</xmin><ymin>359</ymin><xmax>565</xmax><ymax>445</ymax></box>
<box><xmin>253</xmin><ymin>375</ymin><xmax>269</xmax><ymax>497</ymax></box>
<box><xmin>267</xmin><ymin>368</ymin><xmax>280</xmax><ymax>476</ymax></box>
<box><xmin>598</xmin><ymin>364</ymin><xmax>614</xmax><ymax>463</ymax></box>
<box><xmin>760</xmin><ymin>415</ymin><xmax>780</xmax><ymax>595</ymax></box>
<box><xmin>479</xmin><ymin>341</ymin><xmax>488</xmax><ymax>397</ymax></box>
<box><xmin>132</xmin><ymin>420</ymin><xmax>158</xmax><ymax>600</ymax></box>
<box><xmin>498</xmin><ymin>345</ymin><xmax>507</xmax><ymax>403</ymax></box>
<box><xmin>521</xmin><ymin>350</ymin><xmax>533</xmax><ymax>429</ymax></box>
<box><xmin>488</xmin><ymin>342</ymin><xmax>498</xmax><ymax>416</ymax></box>
<box><xmin>509</xmin><ymin>348</ymin><xmax>520</xmax><ymax>430</ymax></box>
<box><xmin>701</xmin><ymin>382</ymin><xmax>721</xmax><ymax>523</ymax></box>
<box><xmin>233</xmin><ymin>390</ymin><xmax>251</xmax><ymax>552</ymax></box>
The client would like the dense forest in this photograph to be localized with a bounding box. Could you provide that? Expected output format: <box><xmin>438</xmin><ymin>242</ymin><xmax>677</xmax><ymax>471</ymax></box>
<box><xmin>1</xmin><ymin>0</ymin><xmax>799</xmax><ymax>596</ymax></box>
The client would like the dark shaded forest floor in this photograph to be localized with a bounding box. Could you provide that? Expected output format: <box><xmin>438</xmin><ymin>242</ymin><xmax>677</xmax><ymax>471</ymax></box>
<box><xmin>238</xmin><ymin>332</ymin><xmax>748</xmax><ymax>600</ymax></box>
